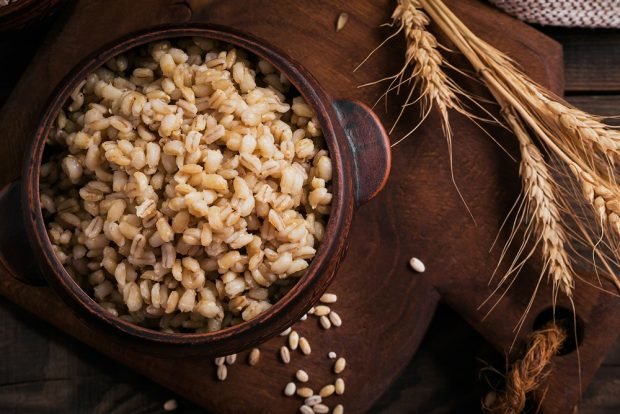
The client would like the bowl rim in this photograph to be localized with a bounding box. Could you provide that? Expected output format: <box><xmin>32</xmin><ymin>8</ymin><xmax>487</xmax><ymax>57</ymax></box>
<box><xmin>22</xmin><ymin>23</ymin><xmax>354</xmax><ymax>346</ymax></box>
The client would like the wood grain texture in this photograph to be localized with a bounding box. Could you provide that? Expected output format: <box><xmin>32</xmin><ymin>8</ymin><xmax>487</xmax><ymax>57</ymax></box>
<box><xmin>542</xmin><ymin>27</ymin><xmax>620</xmax><ymax>93</ymax></box>
<box><xmin>567</xmin><ymin>95</ymin><xmax>620</xmax><ymax>121</ymax></box>
<box><xmin>0</xmin><ymin>0</ymin><xmax>616</xmax><ymax>413</ymax></box>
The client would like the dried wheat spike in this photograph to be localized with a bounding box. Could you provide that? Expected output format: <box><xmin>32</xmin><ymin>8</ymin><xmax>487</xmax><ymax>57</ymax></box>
<box><xmin>529</xmin><ymin>86</ymin><xmax>620</xmax><ymax>162</ymax></box>
<box><xmin>358</xmin><ymin>0</ymin><xmax>473</xmax><ymax>146</ymax></box>
<box><xmin>512</xmin><ymin>113</ymin><xmax>575</xmax><ymax>296</ymax></box>
<box><xmin>570</xmin><ymin>163</ymin><xmax>620</xmax><ymax>233</ymax></box>
<box><xmin>390</xmin><ymin>0</ymin><xmax>463</xmax><ymax>140</ymax></box>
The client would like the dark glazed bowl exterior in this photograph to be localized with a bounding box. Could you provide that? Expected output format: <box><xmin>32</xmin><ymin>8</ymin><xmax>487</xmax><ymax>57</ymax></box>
<box><xmin>20</xmin><ymin>24</ymin><xmax>389</xmax><ymax>357</ymax></box>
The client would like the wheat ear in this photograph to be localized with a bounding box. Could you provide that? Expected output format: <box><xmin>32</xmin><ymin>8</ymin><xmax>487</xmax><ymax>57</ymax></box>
<box><xmin>420</xmin><ymin>0</ymin><xmax>620</xmax><ymax>294</ymax></box>
<box><xmin>357</xmin><ymin>0</ymin><xmax>476</xmax><ymax>147</ymax></box>
<box><xmin>510</xmin><ymin>111</ymin><xmax>575</xmax><ymax>297</ymax></box>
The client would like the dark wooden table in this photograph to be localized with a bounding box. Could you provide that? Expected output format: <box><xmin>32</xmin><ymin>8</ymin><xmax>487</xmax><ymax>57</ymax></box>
<box><xmin>0</xmin><ymin>4</ymin><xmax>618</xmax><ymax>414</ymax></box>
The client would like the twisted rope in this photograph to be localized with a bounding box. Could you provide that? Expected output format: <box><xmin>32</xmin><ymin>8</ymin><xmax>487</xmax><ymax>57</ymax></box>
<box><xmin>484</xmin><ymin>324</ymin><xmax>567</xmax><ymax>413</ymax></box>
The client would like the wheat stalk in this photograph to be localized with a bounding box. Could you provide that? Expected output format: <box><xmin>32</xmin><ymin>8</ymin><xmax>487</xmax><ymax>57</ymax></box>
<box><xmin>356</xmin><ymin>0</ymin><xmax>487</xmax><ymax>219</ymax></box>
<box><xmin>356</xmin><ymin>0</ymin><xmax>474</xmax><ymax>146</ymax></box>
<box><xmin>415</xmin><ymin>0</ymin><xmax>620</xmax><ymax>295</ymax></box>
<box><xmin>508</xmin><ymin>109</ymin><xmax>575</xmax><ymax>297</ymax></box>
<box><xmin>481</xmin><ymin>108</ymin><xmax>576</xmax><ymax>327</ymax></box>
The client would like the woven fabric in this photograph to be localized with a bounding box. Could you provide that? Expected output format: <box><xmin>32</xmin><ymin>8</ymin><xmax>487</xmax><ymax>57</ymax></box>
<box><xmin>490</xmin><ymin>0</ymin><xmax>620</xmax><ymax>28</ymax></box>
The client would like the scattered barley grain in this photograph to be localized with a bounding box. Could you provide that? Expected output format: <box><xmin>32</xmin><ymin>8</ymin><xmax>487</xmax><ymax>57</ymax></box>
<box><xmin>299</xmin><ymin>337</ymin><xmax>312</xmax><ymax>355</ymax></box>
<box><xmin>280</xmin><ymin>346</ymin><xmax>291</xmax><ymax>364</ymax></box>
<box><xmin>296</xmin><ymin>369</ymin><xmax>309</xmax><ymax>383</ymax></box>
<box><xmin>297</xmin><ymin>387</ymin><xmax>314</xmax><ymax>398</ymax></box>
<box><xmin>334</xmin><ymin>357</ymin><xmax>346</xmax><ymax>374</ymax></box>
<box><xmin>284</xmin><ymin>382</ymin><xmax>297</xmax><ymax>396</ymax></box>
<box><xmin>409</xmin><ymin>257</ymin><xmax>426</xmax><ymax>273</ymax></box>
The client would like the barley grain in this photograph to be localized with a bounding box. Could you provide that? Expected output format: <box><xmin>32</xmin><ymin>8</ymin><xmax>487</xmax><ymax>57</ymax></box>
<box><xmin>217</xmin><ymin>364</ymin><xmax>227</xmax><ymax>381</ymax></box>
<box><xmin>297</xmin><ymin>387</ymin><xmax>314</xmax><ymax>398</ymax></box>
<box><xmin>319</xmin><ymin>384</ymin><xmax>335</xmax><ymax>398</ymax></box>
<box><xmin>214</xmin><ymin>357</ymin><xmax>225</xmax><ymax>366</ymax></box>
<box><xmin>163</xmin><ymin>399</ymin><xmax>178</xmax><ymax>411</ymax></box>
<box><xmin>296</xmin><ymin>369</ymin><xmax>309</xmax><ymax>383</ymax></box>
<box><xmin>329</xmin><ymin>311</ymin><xmax>342</xmax><ymax>327</ymax></box>
<box><xmin>313</xmin><ymin>404</ymin><xmax>329</xmax><ymax>414</ymax></box>
<box><xmin>320</xmin><ymin>315</ymin><xmax>332</xmax><ymax>329</ymax></box>
<box><xmin>300</xmin><ymin>406</ymin><xmax>314</xmax><ymax>414</ymax></box>
<box><xmin>328</xmin><ymin>351</ymin><xmax>337</xmax><ymax>359</ymax></box>
<box><xmin>284</xmin><ymin>382</ymin><xmax>297</xmax><ymax>396</ymax></box>
<box><xmin>248</xmin><ymin>348</ymin><xmax>260</xmax><ymax>366</ymax></box>
<box><xmin>42</xmin><ymin>38</ymin><xmax>333</xmax><ymax>331</ymax></box>
<box><xmin>320</xmin><ymin>293</ymin><xmax>337</xmax><ymax>303</ymax></box>
<box><xmin>409</xmin><ymin>257</ymin><xmax>426</xmax><ymax>273</ymax></box>
<box><xmin>289</xmin><ymin>330</ymin><xmax>300</xmax><ymax>350</ymax></box>
<box><xmin>334</xmin><ymin>357</ymin><xmax>346</xmax><ymax>374</ymax></box>
<box><xmin>280</xmin><ymin>346</ymin><xmax>291</xmax><ymax>364</ymax></box>
<box><xmin>280</xmin><ymin>327</ymin><xmax>292</xmax><ymax>336</ymax></box>
<box><xmin>333</xmin><ymin>404</ymin><xmax>344</xmax><ymax>414</ymax></box>
<box><xmin>305</xmin><ymin>395</ymin><xmax>322</xmax><ymax>406</ymax></box>
<box><xmin>335</xmin><ymin>378</ymin><xmax>345</xmax><ymax>395</ymax></box>
<box><xmin>314</xmin><ymin>305</ymin><xmax>331</xmax><ymax>316</ymax></box>
<box><xmin>299</xmin><ymin>337</ymin><xmax>312</xmax><ymax>355</ymax></box>
<box><xmin>336</xmin><ymin>12</ymin><xmax>349</xmax><ymax>32</ymax></box>
<box><xmin>225</xmin><ymin>354</ymin><xmax>237</xmax><ymax>365</ymax></box>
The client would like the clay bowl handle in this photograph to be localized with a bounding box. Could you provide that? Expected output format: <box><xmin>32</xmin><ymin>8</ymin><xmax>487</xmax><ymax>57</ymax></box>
<box><xmin>0</xmin><ymin>180</ymin><xmax>45</xmax><ymax>285</ymax></box>
<box><xmin>332</xmin><ymin>99</ymin><xmax>391</xmax><ymax>206</ymax></box>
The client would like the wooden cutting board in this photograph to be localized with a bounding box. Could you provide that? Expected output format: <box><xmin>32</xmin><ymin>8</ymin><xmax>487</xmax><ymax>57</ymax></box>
<box><xmin>0</xmin><ymin>0</ymin><xmax>617</xmax><ymax>413</ymax></box>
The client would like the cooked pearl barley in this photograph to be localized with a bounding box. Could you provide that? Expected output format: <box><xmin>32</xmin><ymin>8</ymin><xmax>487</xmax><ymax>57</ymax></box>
<box><xmin>217</xmin><ymin>364</ymin><xmax>227</xmax><ymax>381</ymax></box>
<box><xmin>41</xmin><ymin>38</ymin><xmax>333</xmax><ymax>333</ymax></box>
<box><xmin>320</xmin><ymin>384</ymin><xmax>335</xmax><ymax>398</ymax></box>
<box><xmin>289</xmin><ymin>330</ymin><xmax>300</xmax><ymax>350</ymax></box>
<box><xmin>296</xmin><ymin>369</ymin><xmax>309</xmax><ymax>382</ymax></box>
<box><xmin>409</xmin><ymin>257</ymin><xmax>426</xmax><ymax>273</ymax></box>
<box><xmin>319</xmin><ymin>293</ymin><xmax>337</xmax><ymax>303</ymax></box>
<box><xmin>299</xmin><ymin>337</ymin><xmax>312</xmax><ymax>355</ymax></box>
<box><xmin>313</xmin><ymin>404</ymin><xmax>329</xmax><ymax>414</ymax></box>
<box><xmin>284</xmin><ymin>382</ymin><xmax>297</xmax><ymax>396</ymax></box>
<box><xmin>299</xmin><ymin>405</ymin><xmax>314</xmax><ymax>414</ymax></box>
<box><xmin>329</xmin><ymin>311</ymin><xmax>342</xmax><ymax>327</ymax></box>
<box><xmin>334</xmin><ymin>357</ymin><xmax>346</xmax><ymax>374</ymax></box>
<box><xmin>214</xmin><ymin>357</ymin><xmax>225</xmax><ymax>366</ymax></box>
<box><xmin>280</xmin><ymin>327</ymin><xmax>292</xmax><ymax>337</ymax></box>
<box><xmin>314</xmin><ymin>305</ymin><xmax>331</xmax><ymax>316</ymax></box>
<box><xmin>304</xmin><ymin>395</ymin><xmax>322</xmax><ymax>406</ymax></box>
<box><xmin>319</xmin><ymin>315</ymin><xmax>332</xmax><ymax>330</ymax></box>
<box><xmin>280</xmin><ymin>346</ymin><xmax>291</xmax><ymax>364</ymax></box>
<box><xmin>225</xmin><ymin>354</ymin><xmax>237</xmax><ymax>365</ymax></box>
<box><xmin>297</xmin><ymin>387</ymin><xmax>314</xmax><ymax>398</ymax></box>
<box><xmin>163</xmin><ymin>399</ymin><xmax>178</xmax><ymax>411</ymax></box>
<box><xmin>333</xmin><ymin>404</ymin><xmax>344</xmax><ymax>414</ymax></box>
<box><xmin>328</xmin><ymin>351</ymin><xmax>337</xmax><ymax>359</ymax></box>
<box><xmin>248</xmin><ymin>348</ymin><xmax>260</xmax><ymax>366</ymax></box>
<box><xmin>335</xmin><ymin>378</ymin><xmax>345</xmax><ymax>395</ymax></box>
<box><xmin>336</xmin><ymin>12</ymin><xmax>349</xmax><ymax>32</ymax></box>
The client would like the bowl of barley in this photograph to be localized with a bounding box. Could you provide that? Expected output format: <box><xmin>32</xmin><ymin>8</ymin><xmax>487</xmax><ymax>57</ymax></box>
<box><xmin>3</xmin><ymin>24</ymin><xmax>390</xmax><ymax>356</ymax></box>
